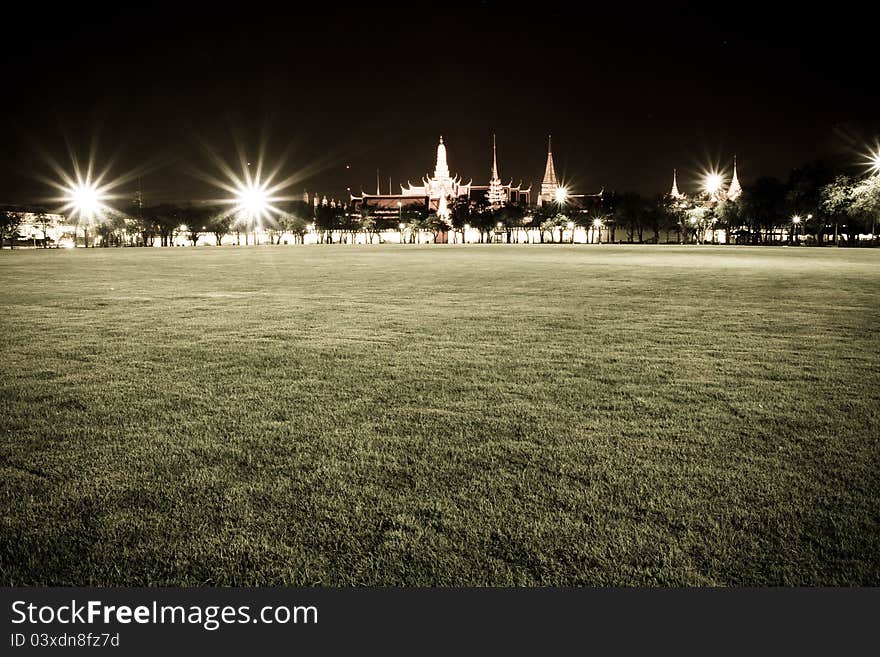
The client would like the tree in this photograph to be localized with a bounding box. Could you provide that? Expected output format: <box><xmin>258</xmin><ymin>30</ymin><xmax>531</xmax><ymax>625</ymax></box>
<box><xmin>531</xmin><ymin>202</ymin><xmax>558</xmax><ymax>243</ymax></box>
<box><xmin>144</xmin><ymin>205</ymin><xmax>183</xmax><ymax>247</ymax></box>
<box><xmin>0</xmin><ymin>210</ymin><xmax>23</xmax><ymax>249</ymax></box>
<box><xmin>613</xmin><ymin>192</ymin><xmax>650</xmax><ymax>243</ymax></box>
<box><xmin>186</xmin><ymin>226</ymin><xmax>202</xmax><ymax>246</ymax></box>
<box><xmin>284</xmin><ymin>201</ymin><xmax>313</xmax><ymax>244</ymax></box>
<box><xmin>820</xmin><ymin>176</ymin><xmax>853</xmax><ymax>246</ymax></box>
<box><xmin>286</xmin><ymin>214</ymin><xmax>310</xmax><ymax>244</ymax></box>
<box><xmin>95</xmin><ymin>213</ymin><xmax>128</xmax><ymax>247</ymax></box>
<box><xmin>359</xmin><ymin>207</ymin><xmax>378</xmax><ymax>244</ymax></box>
<box><xmin>33</xmin><ymin>212</ymin><xmax>53</xmax><ymax>248</ymax></box>
<box><xmin>685</xmin><ymin>206</ymin><xmax>712</xmax><ymax>244</ymax></box>
<box><xmin>849</xmin><ymin>175</ymin><xmax>880</xmax><ymax>240</ymax></box>
<box><xmin>742</xmin><ymin>177</ymin><xmax>787</xmax><ymax>243</ymax></box>
<box><xmin>126</xmin><ymin>204</ymin><xmax>157</xmax><ymax>247</ymax></box>
<box><xmin>182</xmin><ymin>205</ymin><xmax>215</xmax><ymax>246</ymax></box>
<box><xmin>643</xmin><ymin>195</ymin><xmax>669</xmax><ymax>244</ymax></box>
<box><xmin>715</xmin><ymin>198</ymin><xmax>744</xmax><ymax>244</ymax></box>
<box><xmin>450</xmin><ymin>198</ymin><xmax>473</xmax><ymax>244</ymax></box>
<box><xmin>658</xmin><ymin>194</ymin><xmax>685</xmax><ymax>243</ymax></box>
<box><xmin>207</xmin><ymin>213</ymin><xmax>234</xmax><ymax>246</ymax></box>
<box><xmin>400</xmin><ymin>204</ymin><xmax>428</xmax><ymax>244</ymax></box>
<box><xmin>787</xmin><ymin>162</ymin><xmax>834</xmax><ymax>244</ymax></box>
<box><xmin>495</xmin><ymin>202</ymin><xmax>526</xmax><ymax>243</ymax></box>
<box><xmin>538</xmin><ymin>212</ymin><xmax>569</xmax><ymax>243</ymax></box>
<box><xmin>314</xmin><ymin>203</ymin><xmax>340</xmax><ymax>243</ymax></box>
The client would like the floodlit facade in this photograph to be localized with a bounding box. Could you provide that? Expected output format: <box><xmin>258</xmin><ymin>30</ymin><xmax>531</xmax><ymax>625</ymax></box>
<box><xmin>0</xmin><ymin>207</ymin><xmax>74</xmax><ymax>248</ymax></box>
<box><xmin>350</xmin><ymin>135</ymin><xmax>531</xmax><ymax>221</ymax></box>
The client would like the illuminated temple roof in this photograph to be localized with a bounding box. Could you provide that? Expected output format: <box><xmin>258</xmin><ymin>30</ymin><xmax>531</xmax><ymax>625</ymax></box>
<box><xmin>350</xmin><ymin>135</ymin><xmax>532</xmax><ymax>212</ymax></box>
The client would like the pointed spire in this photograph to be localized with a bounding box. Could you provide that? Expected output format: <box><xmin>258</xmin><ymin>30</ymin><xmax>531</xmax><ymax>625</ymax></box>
<box><xmin>491</xmin><ymin>133</ymin><xmax>499</xmax><ymax>181</ymax></box>
<box><xmin>540</xmin><ymin>134</ymin><xmax>559</xmax><ymax>203</ymax></box>
<box><xmin>670</xmin><ymin>169</ymin><xmax>682</xmax><ymax>199</ymax></box>
<box><xmin>487</xmin><ymin>133</ymin><xmax>506</xmax><ymax>206</ymax></box>
<box><xmin>434</xmin><ymin>135</ymin><xmax>450</xmax><ymax>180</ymax></box>
<box><xmin>727</xmin><ymin>156</ymin><xmax>742</xmax><ymax>201</ymax></box>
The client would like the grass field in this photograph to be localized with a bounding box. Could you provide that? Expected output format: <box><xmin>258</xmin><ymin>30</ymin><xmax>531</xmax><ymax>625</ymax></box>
<box><xmin>1</xmin><ymin>245</ymin><xmax>878</xmax><ymax>586</ymax></box>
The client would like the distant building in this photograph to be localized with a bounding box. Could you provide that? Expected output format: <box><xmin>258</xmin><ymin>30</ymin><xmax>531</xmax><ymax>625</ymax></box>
<box><xmin>0</xmin><ymin>206</ymin><xmax>71</xmax><ymax>247</ymax></box>
<box><xmin>350</xmin><ymin>135</ymin><xmax>531</xmax><ymax>220</ymax></box>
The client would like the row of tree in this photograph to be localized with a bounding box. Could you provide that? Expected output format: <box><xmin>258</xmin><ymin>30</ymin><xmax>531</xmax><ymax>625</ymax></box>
<box><xmin>2</xmin><ymin>158</ymin><xmax>878</xmax><ymax>248</ymax></box>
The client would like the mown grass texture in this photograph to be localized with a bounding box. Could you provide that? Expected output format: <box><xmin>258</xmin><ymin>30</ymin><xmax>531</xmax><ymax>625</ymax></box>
<box><xmin>1</xmin><ymin>245</ymin><xmax>878</xmax><ymax>585</ymax></box>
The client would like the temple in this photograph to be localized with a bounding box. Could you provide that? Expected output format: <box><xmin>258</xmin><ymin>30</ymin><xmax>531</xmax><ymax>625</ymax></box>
<box><xmin>667</xmin><ymin>158</ymin><xmax>744</xmax><ymax>201</ymax></box>
<box><xmin>350</xmin><ymin>135</ymin><xmax>531</xmax><ymax>219</ymax></box>
<box><xmin>400</xmin><ymin>136</ymin><xmax>471</xmax><ymax>202</ymax></box>
<box><xmin>466</xmin><ymin>135</ymin><xmax>531</xmax><ymax>207</ymax></box>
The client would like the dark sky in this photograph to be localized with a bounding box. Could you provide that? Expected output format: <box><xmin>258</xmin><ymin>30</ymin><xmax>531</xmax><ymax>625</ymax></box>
<box><xmin>2</xmin><ymin>1</ymin><xmax>876</xmax><ymax>208</ymax></box>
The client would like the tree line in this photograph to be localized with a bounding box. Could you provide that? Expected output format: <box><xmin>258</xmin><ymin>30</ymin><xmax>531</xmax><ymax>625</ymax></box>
<box><xmin>1</xmin><ymin>157</ymin><xmax>878</xmax><ymax>248</ymax></box>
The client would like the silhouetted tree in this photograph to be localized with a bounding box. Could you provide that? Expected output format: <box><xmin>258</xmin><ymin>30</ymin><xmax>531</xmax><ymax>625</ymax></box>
<box><xmin>0</xmin><ymin>210</ymin><xmax>23</xmax><ymax>249</ymax></box>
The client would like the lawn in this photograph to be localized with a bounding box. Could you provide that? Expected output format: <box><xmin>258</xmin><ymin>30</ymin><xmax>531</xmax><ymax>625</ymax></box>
<box><xmin>1</xmin><ymin>244</ymin><xmax>878</xmax><ymax>586</ymax></box>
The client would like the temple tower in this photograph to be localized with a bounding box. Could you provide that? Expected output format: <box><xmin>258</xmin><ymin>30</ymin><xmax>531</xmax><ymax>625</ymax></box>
<box><xmin>434</xmin><ymin>136</ymin><xmax>450</xmax><ymax>180</ymax></box>
<box><xmin>727</xmin><ymin>157</ymin><xmax>742</xmax><ymax>201</ymax></box>
<box><xmin>487</xmin><ymin>134</ymin><xmax>506</xmax><ymax>206</ymax></box>
<box><xmin>670</xmin><ymin>169</ymin><xmax>683</xmax><ymax>199</ymax></box>
<box><xmin>538</xmin><ymin>135</ymin><xmax>559</xmax><ymax>205</ymax></box>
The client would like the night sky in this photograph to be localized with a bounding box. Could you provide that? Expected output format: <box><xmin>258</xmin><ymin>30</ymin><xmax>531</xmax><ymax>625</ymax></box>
<box><xmin>2</xmin><ymin>1</ymin><xmax>876</xmax><ymax>208</ymax></box>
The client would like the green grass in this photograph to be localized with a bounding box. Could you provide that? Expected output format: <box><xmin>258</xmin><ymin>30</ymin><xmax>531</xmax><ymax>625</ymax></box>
<box><xmin>1</xmin><ymin>244</ymin><xmax>878</xmax><ymax>586</ymax></box>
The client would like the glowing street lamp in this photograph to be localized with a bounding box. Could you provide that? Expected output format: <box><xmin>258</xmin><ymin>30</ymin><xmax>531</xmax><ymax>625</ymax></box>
<box><xmin>555</xmin><ymin>186</ymin><xmax>568</xmax><ymax>205</ymax></box>
<box><xmin>69</xmin><ymin>182</ymin><xmax>101</xmax><ymax>219</ymax></box>
<box><xmin>703</xmin><ymin>173</ymin><xmax>724</xmax><ymax>198</ymax></box>
<box><xmin>592</xmin><ymin>217</ymin><xmax>603</xmax><ymax>244</ymax></box>
<box><xmin>61</xmin><ymin>178</ymin><xmax>109</xmax><ymax>248</ymax></box>
<box><xmin>234</xmin><ymin>181</ymin><xmax>271</xmax><ymax>245</ymax></box>
<box><xmin>790</xmin><ymin>213</ymin><xmax>811</xmax><ymax>244</ymax></box>
<box><xmin>871</xmin><ymin>148</ymin><xmax>880</xmax><ymax>176</ymax></box>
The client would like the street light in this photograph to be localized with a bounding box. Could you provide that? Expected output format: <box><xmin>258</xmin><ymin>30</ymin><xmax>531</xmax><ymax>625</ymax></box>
<box><xmin>234</xmin><ymin>181</ymin><xmax>270</xmax><ymax>246</ymax></box>
<box><xmin>62</xmin><ymin>178</ymin><xmax>107</xmax><ymax>248</ymax></box>
<box><xmin>790</xmin><ymin>213</ymin><xmax>811</xmax><ymax>244</ymax></box>
<box><xmin>555</xmin><ymin>186</ymin><xmax>568</xmax><ymax>204</ymax></box>
<box><xmin>592</xmin><ymin>217</ymin><xmax>603</xmax><ymax>244</ymax></box>
<box><xmin>703</xmin><ymin>173</ymin><xmax>723</xmax><ymax>198</ymax></box>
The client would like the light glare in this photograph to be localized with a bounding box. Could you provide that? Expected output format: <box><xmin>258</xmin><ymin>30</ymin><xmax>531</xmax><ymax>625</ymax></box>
<box><xmin>236</xmin><ymin>182</ymin><xmax>270</xmax><ymax>218</ymax></box>
<box><xmin>62</xmin><ymin>178</ymin><xmax>109</xmax><ymax>222</ymax></box>
<box><xmin>704</xmin><ymin>173</ymin><xmax>723</xmax><ymax>196</ymax></box>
